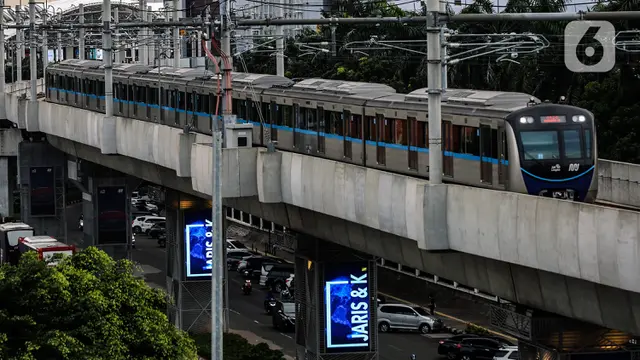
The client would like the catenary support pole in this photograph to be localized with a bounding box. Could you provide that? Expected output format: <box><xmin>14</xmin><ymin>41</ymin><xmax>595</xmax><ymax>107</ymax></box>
<box><xmin>114</xmin><ymin>7</ymin><xmax>122</xmax><ymax>63</ymax></box>
<box><xmin>139</xmin><ymin>0</ymin><xmax>147</xmax><ymax>65</ymax></box>
<box><xmin>79</xmin><ymin>4</ymin><xmax>85</xmax><ymax>59</ymax></box>
<box><xmin>103</xmin><ymin>0</ymin><xmax>113</xmax><ymax>126</ymax></box>
<box><xmin>426</xmin><ymin>0</ymin><xmax>442</xmax><ymax>184</ymax></box>
<box><xmin>57</xmin><ymin>32</ymin><xmax>62</xmax><ymax>62</ymax></box>
<box><xmin>42</xmin><ymin>11</ymin><xmax>48</xmax><ymax>79</ymax></box>
<box><xmin>16</xmin><ymin>5</ymin><xmax>22</xmax><ymax>83</ymax></box>
<box><xmin>29</xmin><ymin>0</ymin><xmax>36</xmax><ymax>100</ymax></box>
<box><xmin>0</xmin><ymin>0</ymin><xmax>5</xmax><ymax>119</ymax></box>
<box><xmin>275</xmin><ymin>0</ymin><xmax>284</xmax><ymax>76</ymax></box>
<box><xmin>440</xmin><ymin>0</ymin><xmax>447</xmax><ymax>90</ymax></box>
<box><xmin>172</xmin><ymin>0</ymin><xmax>179</xmax><ymax>67</ymax></box>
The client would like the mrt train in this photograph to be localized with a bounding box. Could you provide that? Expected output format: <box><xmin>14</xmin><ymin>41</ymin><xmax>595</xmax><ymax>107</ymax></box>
<box><xmin>45</xmin><ymin>59</ymin><xmax>598</xmax><ymax>202</ymax></box>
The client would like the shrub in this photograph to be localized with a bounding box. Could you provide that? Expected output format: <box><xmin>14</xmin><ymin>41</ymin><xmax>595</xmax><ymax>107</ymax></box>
<box><xmin>192</xmin><ymin>333</ymin><xmax>286</xmax><ymax>360</ymax></box>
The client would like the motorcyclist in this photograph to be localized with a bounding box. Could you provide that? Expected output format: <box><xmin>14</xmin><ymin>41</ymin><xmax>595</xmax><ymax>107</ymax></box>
<box><xmin>265</xmin><ymin>290</ymin><xmax>275</xmax><ymax>301</ymax></box>
<box><xmin>242</xmin><ymin>279</ymin><xmax>252</xmax><ymax>294</ymax></box>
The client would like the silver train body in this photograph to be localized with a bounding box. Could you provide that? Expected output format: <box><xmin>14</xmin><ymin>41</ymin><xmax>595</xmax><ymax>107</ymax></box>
<box><xmin>45</xmin><ymin>59</ymin><xmax>598</xmax><ymax>202</ymax></box>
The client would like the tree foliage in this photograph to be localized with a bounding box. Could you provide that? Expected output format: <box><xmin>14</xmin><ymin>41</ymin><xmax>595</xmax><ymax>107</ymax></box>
<box><xmin>0</xmin><ymin>247</ymin><xmax>198</xmax><ymax>360</ymax></box>
<box><xmin>192</xmin><ymin>333</ymin><xmax>287</xmax><ymax>360</ymax></box>
<box><xmin>239</xmin><ymin>0</ymin><xmax>640</xmax><ymax>163</ymax></box>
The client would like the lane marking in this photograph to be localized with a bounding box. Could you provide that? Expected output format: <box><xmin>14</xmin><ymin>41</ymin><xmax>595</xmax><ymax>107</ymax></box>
<box><xmin>378</xmin><ymin>291</ymin><xmax>517</xmax><ymax>342</ymax></box>
<box><xmin>230</xmin><ymin>309</ymin><xmax>241</xmax><ymax>315</ymax></box>
<box><xmin>388</xmin><ymin>344</ymin><xmax>402</xmax><ymax>352</ymax></box>
<box><xmin>254</xmin><ymin>320</ymin><xmax>260</xmax><ymax>324</ymax></box>
<box><xmin>280</xmin><ymin>333</ymin><xmax>292</xmax><ymax>339</ymax></box>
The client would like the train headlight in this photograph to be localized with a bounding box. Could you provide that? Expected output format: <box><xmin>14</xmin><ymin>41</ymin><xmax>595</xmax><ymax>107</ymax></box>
<box><xmin>572</xmin><ymin>115</ymin><xmax>586</xmax><ymax>122</ymax></box>
<box><xmin>520</xmin><ymin>116</ymin><xmax>534</xmax><ymax>124</ymax></box>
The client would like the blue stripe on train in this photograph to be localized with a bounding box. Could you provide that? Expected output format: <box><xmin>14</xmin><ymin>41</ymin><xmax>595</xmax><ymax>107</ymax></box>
<box><xmin>49</xmin><ymin>87</ymin><xmax>511</xmax><ymax>165</ymax></box>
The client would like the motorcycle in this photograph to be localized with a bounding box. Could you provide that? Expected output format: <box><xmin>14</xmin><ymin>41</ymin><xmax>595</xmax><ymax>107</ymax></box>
<box><xmin>242</xmin><ymin>280</ymin><xmax>252</xmax><ymax>295</ymax></box>
<box><xmin>264</xmin><ymin>294</ymin><xmax>277</xmax><ymax>315</ymax></box>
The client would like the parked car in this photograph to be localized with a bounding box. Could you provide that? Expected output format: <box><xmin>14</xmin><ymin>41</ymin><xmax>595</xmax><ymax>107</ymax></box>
<box><xmin>148</xmin><ymin>221</ymin><xmax>166</xmax><ymax>239</ymax></box>
<box><xmin>157</xmin><ymin>233</ymin><xmax>167</xmax><ymax>247</ymax></box>
<box><xmin>452</xmin><ymin>338</ymin><xmax>515</xmax><ymax>360</ymax></box>
<box><xmin>260</xmin><ymin>264</ymin><xmax>295</xmax><ymax>292</ymax></box>
<box><xmin>132</xmin><ymin>216</ymin><xmax>165</xmax><ymax>234</ymax></box>
<box><xmin>493</xmin><ymin>346</ymin><xmax>518</xmax><ymax>360</ymax></box>
<box><xmin>377</xmin><ymin>303</ymin><xmax>443</xmax><ymax>334</ymax></box>
<box><xmin>226</xmin><ymin>239</ymin><xmax>247</xmax><ymax>250</ymax></box>
<box><xmin>239</xmin><ymin>256</ymin><xmax>288</xmax><ymax>279</ymax></box>
<box><xmin>226</xmin><ymin>249</ymin><xmax>255</xmax><ymax>271</ymax></box>
<box><xmin>272</xmin><ymin>300</ymin><xmax>295</xmax><ymax>332</ymax></box>
<box><xmin>438</xmin><ymin>334</ymin><xmax>479</xmax><ymax>359</ymax></box>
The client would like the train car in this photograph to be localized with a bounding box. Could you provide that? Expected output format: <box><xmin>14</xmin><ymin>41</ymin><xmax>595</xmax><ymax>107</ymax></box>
<box><xmin>44</xmin><ymin>60</ymin><xmax>598</xmax><ymax>202</ymax></box>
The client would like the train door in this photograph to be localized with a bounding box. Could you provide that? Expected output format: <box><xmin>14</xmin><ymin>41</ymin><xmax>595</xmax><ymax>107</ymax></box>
<box><xmin>293</xmin><ymin>104</ymin><xmax>302</xmax><ymax>148</ymax></box>
<box><xmin>498</xmin><ymin>126</ymin><xmax>508</xmax><ymax>185</ymax></box>
<box><xmin>408</xmin><ymin>117</ymin><xmax>418</xmax><ymax>170</ymax></box>
<box><xmin>442</xmin><ymin>121</ymin><xmax>454</xmax><ymax>177</ymax></box>
<box><xmin>343</xmin><ymin>110</ymin><xmax>352</xmax><ymax>159</ymax></box>
<box><xmin>480</xmin><ymin>124</ymin><xmax>493</xmax><ymax>184</ymax></box>
<box><xmin>376</xmin><ymin>114</ymin><xmax>386</xmax><ymax>165</ymax></box>
<box><xmin>317</xmin><ymin>107</ymin><xmax>325</xmax><ymax>153</ymax></box>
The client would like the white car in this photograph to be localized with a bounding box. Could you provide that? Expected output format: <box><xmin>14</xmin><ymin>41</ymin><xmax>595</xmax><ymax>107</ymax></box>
<box><xmin>493</xmin><ymin>346</ymin><xmax>518</xmax><ymax>360</ymax></box>
<box><xmin>132</xmin><ymin>233</ymin><xmax>136</xmax><ymax>249</ymax></box>
<box><xmin>132</xmin><ymin>216</ymin><xmax>165</xmax><ymax>234</ymax></box>
<box><xmin>285</xmin><ymin>274</ymin><xmax>294</xmax><ymax>289</ymax></box>
<box><xmin>145</xmin><ymin>202</ymin><xmax>159</xmax><ymax>212</ymax></box>
<box><xmin>226</xmin><ymin>239</ymin><xmax>247</xmax><ymax>250</ymax></box>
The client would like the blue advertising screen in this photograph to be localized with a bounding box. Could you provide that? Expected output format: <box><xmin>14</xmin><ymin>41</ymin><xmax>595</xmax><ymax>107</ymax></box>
<box><xmin>184</xmin><ymin>209</ymin><xmax>213</xmax><ymax>278</ymax></box>
<box><xmin>324</xmin><ymin>262</ymin><xmax>371</xmax><ymax>352</ymax></box>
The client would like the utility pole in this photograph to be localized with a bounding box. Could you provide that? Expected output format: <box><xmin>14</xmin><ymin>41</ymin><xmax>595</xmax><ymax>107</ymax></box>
<box><xmin>275</xmin><ymin>0</ymin><xmax>284</xmax><ymax>76</ymax></box>
<box><xmin>0</xmin><ymin>0</ymin><xmax>5</xmax><ymax>120</ymax></box>
<box><xmin>114</xmin><ymin>7</ymin><xmax>122</xmax><ymax>63</ymax></box>
<box><xmin>139</xmin><ymin>0</ymin><xmax>147</xmax><ymax>65</ymax></box>
<box><xmin>440</xmin><ymin>0</ymin><xmax>447</xmax><ymax>90</ymax></box>
<box><xmin>16</xmin><ymin>5</ymin><xmax>22</xmax><ymax>82</ymax></box>
<box><xmin>426</xmin><ymin>0</ymin><xmax>442</xmax><ymax>185</ymax></box>
<box><xmin>56</xmin><ymin>32</ymin><xmax>61</xmax><ymax>62</ymax></box>
<box><xmin>79</xmin><ymin>3</ymin><xmax>85</xmax><ymax>60</ymax></box>
<box><xmin>103</xmin><ymin>0</ymin><xmax>113</xmax><ymax>140</ymax></box>
<box><xmin>172</xmin><ymin>0</ymin><xmax>179</xmax><ymax>67</ymax></box>
<box><xmin>42</xmin><ymin>7</ymin><xmax>48</xmax><ymax>78</ymax></box>
<box><xmin>29</xmin><ymin>0</ymin><xmax>36</xmax><ymax>99</ymax></box>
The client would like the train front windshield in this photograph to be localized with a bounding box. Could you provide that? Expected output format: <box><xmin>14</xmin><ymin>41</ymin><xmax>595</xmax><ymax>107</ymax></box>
<box><xmin>520</xmin><ymin>128</ymin><xmax>593</xmax><ymax>161</ymax></box>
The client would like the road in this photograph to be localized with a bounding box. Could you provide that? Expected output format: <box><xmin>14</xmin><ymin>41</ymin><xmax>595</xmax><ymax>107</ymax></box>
<box><xmin>127</xmin><ymin>233</ymin><xmax>446</xmax><ymax>360</ymax></box>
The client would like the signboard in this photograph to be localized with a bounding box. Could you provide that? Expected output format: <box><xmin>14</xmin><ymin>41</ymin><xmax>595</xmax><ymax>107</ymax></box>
<box><xmin>324</xmin><ymin>262</ymin><xmax>371</xmax><ymax>352</ymax></box>
<box><xmin>540</xmin><ymin>115</ymin><xmax>566</xmax><ymax>124</ymax></box>
<box><xmin>29</xmin><ymin>167</ymin><xmax>55</xmax><ymax>216</ymax></box>
<box><xmin>184</xmin><ymin>209</ymin><xmax>213</xmax><ymax>278</ymax></box>
<box><xmin>96</xmin><ymin>186</ymin><xmax>127</xmax><ymax>244</ymax></box>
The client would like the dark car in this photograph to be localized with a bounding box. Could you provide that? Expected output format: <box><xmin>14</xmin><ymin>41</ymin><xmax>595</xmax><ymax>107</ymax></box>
<box><xmin>157</xmin><ymin>233</ymin><xmax>167</xmax><ymax>247</ymax></box>
<box><xmin>437</xmin><ymin>334</ymin><xmax>479</xmax><ymax>359</ymax></box>
<box><xmin>226</xmin><ymin>250</ymin><xmax>255</xmax><ymax>271</ymax></box>
<box><xmin>453</xmin><ymin>337</ymin><xmax>515</xmax><ymax>360</ymax></box>
<box><xmin>148</xmin><ymin>221</ymin><xmax>166</xmax><ymax>239</ymax></box>
<box><xmin>260</xmin><ymin>264</ymin><xmax>295</xmax><ymax>293</ymax></box>
<box><xmin>272</xmin><ymin>300</ymin><xmax>295</xmax><ymax>332</ymax></box>
<box><xmin>240</xmin><ymin>256</ymin><xmax>288</xmax><ymax>279</ymax></box>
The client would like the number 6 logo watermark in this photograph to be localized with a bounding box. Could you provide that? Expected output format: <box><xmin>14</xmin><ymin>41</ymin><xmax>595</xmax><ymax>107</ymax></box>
<box><xmin>564</xmin><ymin>20</ymin><xmax>616</xmax><ymax>73</ymax></box>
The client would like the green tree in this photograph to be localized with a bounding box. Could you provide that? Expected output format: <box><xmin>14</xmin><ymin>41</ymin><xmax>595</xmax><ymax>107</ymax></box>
<box><xmin>0</xmin><ymin>247</ymin><xmax>198</xmax><ymax>360</ymax></box>
<box><xmin>193</xmin><ymin>333</ymin><xmax>287</xmax><ymax>360</ymax></box>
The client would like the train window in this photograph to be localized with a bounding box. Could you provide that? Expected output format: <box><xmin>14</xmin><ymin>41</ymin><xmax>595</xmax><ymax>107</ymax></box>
<box><xmin>520</xmin><ymin>131</ymin><xmax>560</xmax><ymax>160</ymax></box>
<box><xmin>415</xmin><ymin>121</ymin><xmax>427</xmax><ymax>148</ymax></box>
<box><xmin>250</xmin><ymin>101</ymin><xmax>259</xmax><ymax>122</ymax></box>
<box><xmin>454</xmin><ymin>125</ymin><xmax>479</xmax><ymax>156</ymax></box>
<box><xmin>200</xmin><ymin>94</ymin><xmax>210</xmax><ymax>114</ymax></box>
<box><xmin>307</xmin><ymin>108</ymin><xmax>317</xmax><ymax>130</ymax></box>
<box><xmin>178</xmin><ymin>92</ymin><xmax>185</xmax><ymax>110</ymax></box>
<box><xmin>166</xmin><ymin>90</ymin><xmax>174</xmax><ymax>108</ymax></box>
<box><xmin>282</xmin><ymin>105</ymin><xmax>292</xmax><ymax>127</ymax></box>
<box><xmin>187</xmin><ymin>93</ymin><xmax>194</xmax><ymax>111</ymax></box>
<box><xmin>563</xmin><ymin>130</ymin><xmax>582</xmax><ymax>159</ymax></box>
<box><xmin>383</xmin><ymin>118</ymin><xmax>393</xmax><ymax>142</ymax></box>
<box><xmin>138</xmin><ymin>86</ymin><xmax>147</xmax><ymax>104</ymax></box>
<box><xmin>261</xmin><ymin>102</ymin><xmax>270</xmax><ymax>123</ymax></box>
<box><xmin>365</xmin><ymin>116</ymin><xmax>376</xmax><ymax>141</ymax></box>
<box><xmin>231</xmin><ymin>99</ymin><xmax>239</xmax><ymax>116</ymax></box>
<box><xmin>350</xmin><ymin>114</ymin><xmax>362</xmax><ymax>139</ymax></box>
<box><xmin>270</xmin><ymin>102</ymin><xmax>278</xmax><ymax>125</ymax></box>
<box><xmin>394</xmin><ymin>119</ymin><xmax>407</xmax><ymax>145</ymax></box>
<box><xmin>327</xmin><ymin>111</ymin><xmax>342</xmax><ymax>136</ymax></box>
<box><xmin>584</xmin><ymin>129</ymin><xmax>592</xmax><ymax>159</ymax></box>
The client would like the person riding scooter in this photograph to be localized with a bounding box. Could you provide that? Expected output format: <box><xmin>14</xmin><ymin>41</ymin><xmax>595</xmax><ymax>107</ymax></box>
<box><xmin>242</xmin><ymin>279</ymin><xmax>252</xmax><ymax>295</ymax></box>
<box><xmin>264</xmin><ymin>290</ymin><xmax>277</xmax><ymax>314</ymax></box>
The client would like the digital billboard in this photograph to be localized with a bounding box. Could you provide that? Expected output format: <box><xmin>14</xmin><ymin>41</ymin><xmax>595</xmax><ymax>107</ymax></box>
<box><xmin>96</xmin><ymin>186</ymin><xmax>127</xmax><ymax>244</ymax></box>
<box><xmin>324</xmin><ymin>261</ymin><xmax>371</xmax><ymax>352</ymax></box>
<box><xmin>184</xmin><ymin>209</ymin><xmax>213</xmax><ymax>278</ymax></box>
<box><xmin>29</xmin><ymin>167</ymin><xmax>56</xmax><ymax>216</ymax></box>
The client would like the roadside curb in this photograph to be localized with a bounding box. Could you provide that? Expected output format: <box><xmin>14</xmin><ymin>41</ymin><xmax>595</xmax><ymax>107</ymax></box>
<box><xmin>378</xmin><ymin>292</ymin><xmax>517</xmax><ymax>342</ymax></box>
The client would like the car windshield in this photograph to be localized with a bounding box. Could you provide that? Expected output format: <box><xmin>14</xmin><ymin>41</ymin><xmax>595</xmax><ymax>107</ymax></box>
<box><xmin>282</xmin><ymin>303</ymin><xmax>295</xmax><ymax>314</ymax></box>
<box><xmin>413</xmin><ymin>307</ymin><xmax>430</xmax><ymax>316</ymax></box>
<box><xmin>494</xmin><ymin>350</ymin><xmax>508</xmax><ymax>358</ymax></box>
<box><xmin>6</xmin><ymin>229</ymin><xmax>34</xmax><ymax>246</ymax></box>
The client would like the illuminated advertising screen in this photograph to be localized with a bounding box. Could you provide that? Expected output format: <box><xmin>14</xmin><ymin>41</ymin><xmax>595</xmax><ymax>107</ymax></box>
<box><xmin>184</xmin><ymin>209</ymin><xmax>213</xmax><ymax>278</ymax></box>
<box><xmin>96</xmin><ymin>186</ymin><xmax>127</xmax><ymax>244</ymax></box>
<box><xmin>324</xmin><ymin>262</ymin><xmax>371</xmax><ymax>352</ymax></box>
<box><xmin>29</xmin><ymin>167</ymin><xmax>55</xmax><ymax>216</ymax></box>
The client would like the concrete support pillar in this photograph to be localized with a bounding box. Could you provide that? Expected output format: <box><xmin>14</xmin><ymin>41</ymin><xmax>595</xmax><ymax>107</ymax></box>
<box><xmin>0</xmin><ymin>157</ymin><xmax>11</xmax><ymax>217</ymax></box>
<box><xmin>65</xmin><ymin>46</ymin><xmax>73</xmax><ymax>60</ymax></box>
<box><xmin>166</xmin><ymin>189</ymin><xmax>227</xmax><ymax>333</ymax></box>
<box><xmin>18</xmin><ymin>141</ymin><xmax>66</xmax><ymax>240</ymax></box>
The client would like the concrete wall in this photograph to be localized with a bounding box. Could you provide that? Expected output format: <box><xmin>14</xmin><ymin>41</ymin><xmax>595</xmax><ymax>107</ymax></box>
<box><xmin>598</xmin><ymin>159</ymin><xmax>640</xmax><ymax>208</ymax></box>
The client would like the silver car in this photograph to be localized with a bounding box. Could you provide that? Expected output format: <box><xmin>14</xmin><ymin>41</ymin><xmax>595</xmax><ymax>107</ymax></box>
<box><xmin>377</xmin><ymin>303</ymin><xmax>443</xmax><ymax>334</ymax></box>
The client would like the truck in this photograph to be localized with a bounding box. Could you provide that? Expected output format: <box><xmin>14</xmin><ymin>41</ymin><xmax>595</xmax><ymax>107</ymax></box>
<box><xmin>18</xmin><ymin>236</ymin><xmax>75</xmax><ymax>265</ymax></box>
<box><xmin>0</xmin><ymin>222</ymin><xmax>35</xmax><ymax>265</ymax></box>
